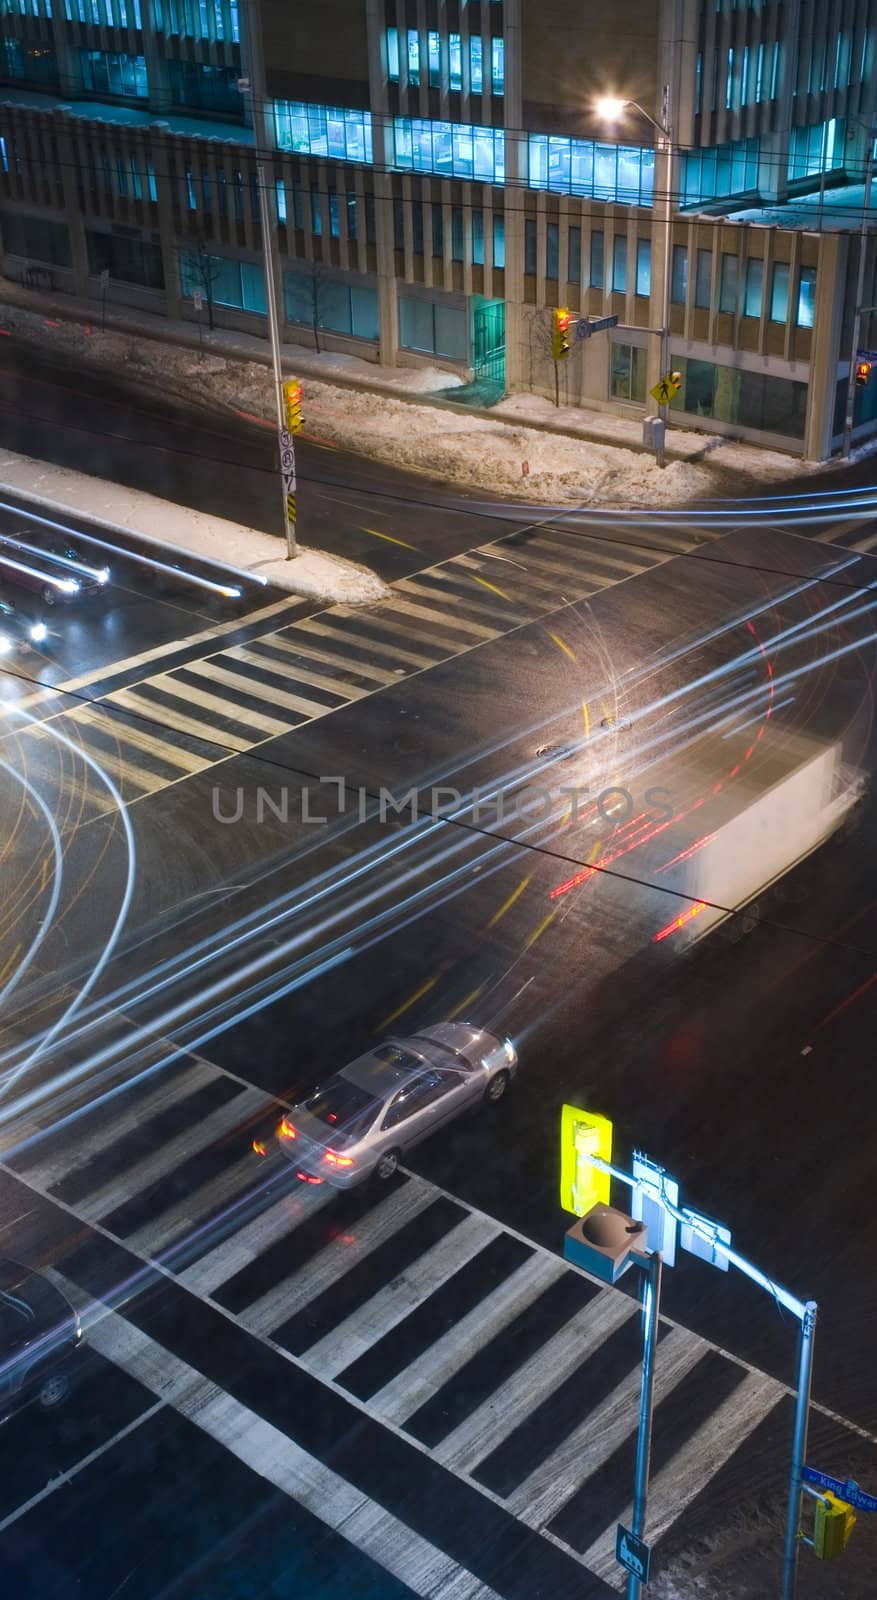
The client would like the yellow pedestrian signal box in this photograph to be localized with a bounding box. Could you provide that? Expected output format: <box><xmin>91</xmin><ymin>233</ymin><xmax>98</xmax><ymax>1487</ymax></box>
<box><xmin>560</xmin><ymin>1105</ymin><xmax>613</xmax><ymax>1217</ymax></box>
<box><xmin>552</xmin><ymin>308</ymin><xmax>572</xmax><ymax>361</ymax></box>
<box><xmin>283</xmin><ymin>378</ymin><xmax>303</xmax><ymax>432</ymax></box>
<box><xmin>813</xmin><ymin>1492</ymin><xmax>856</xmax><ymax>1559</ymax></box>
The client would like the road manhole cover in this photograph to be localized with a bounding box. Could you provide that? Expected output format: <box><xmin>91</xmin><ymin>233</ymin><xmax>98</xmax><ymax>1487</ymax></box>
<box><xmin>535</xmin><ymin>742</ymin><xmax>577</xmax><ymax>760</ymax></box>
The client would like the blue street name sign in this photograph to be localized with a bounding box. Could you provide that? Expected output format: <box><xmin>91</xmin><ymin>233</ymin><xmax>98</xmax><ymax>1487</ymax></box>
<box><xmin>803</xmin><ymin>1467</ymin><xmax>877</xmax><ymax>1512</ymax></box>
<box><xmin>577</xmin><ymin>314</ymin><xmax>619</xmax><ymax>339</ymax></box>
<box><xmin>616</xmin><ymin>1524</ymin><xmax>651</xmax><ymax>1581</ymax></box>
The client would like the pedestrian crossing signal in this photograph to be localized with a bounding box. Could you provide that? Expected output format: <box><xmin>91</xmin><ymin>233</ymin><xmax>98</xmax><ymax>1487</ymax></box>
<box><xmin>813</xmin><ymin>1492</ymin><xmax>856</xmax><ymax>1559</ymax></box>
<box><xmin>552</xmin><ymin>308</ymin><xmax>572</xmax><ymax>361</ymax></box>
<box><xmin>560</xmin><ymin>1104</ymin><xmax>613</xmax><ymax>1217</ymax></box>
<box><xmin>855</xmin><ymin>360</ymin><xmax>872</xmax><ymax>388</ymax></box>
<box><xmin>283</xmin><ymin>378</ymin><xmax>303</xmax><ymax>431</ymax></box>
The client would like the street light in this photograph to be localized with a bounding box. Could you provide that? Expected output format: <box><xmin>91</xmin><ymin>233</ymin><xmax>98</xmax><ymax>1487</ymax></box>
<box><xmin>596</xmin><ymin>91</ymin><xmax>674</xmax><ymax>467</ymax></box>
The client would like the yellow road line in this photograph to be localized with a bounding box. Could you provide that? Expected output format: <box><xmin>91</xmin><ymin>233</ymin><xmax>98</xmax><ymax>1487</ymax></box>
<box><xmin>471</xmin><ymin>575</ymin><xmax>511</xmax><ymax>601</ymax></box>
<box><xmin>378</xmin><ymin>974</ymin><xmax>440</xmax><ymax>1029</ymax></box>
<box><xmin>445</xmin><ymin>985</ymin><xmax>484</xmax><ymax>1021</ymax></box>
<box><xmin>525</xmin><ymin>911</ymin><xmax>556</xmax><ymax>949</ymax></box>
<box><xmin>548</xmin><ymin>631</ymin><xmax>576</xmax><ymax>661</ymax></box>
<box><xmin>487</xmin><ymin>875</ymin><xmax>532</xmax><ymax>928</ymax></box>
<box><xmin>39</xmin><ymin>856</ymin><xmax>51</xmax><ymax>893</ymax></box>
<box><xmin>587</xmin><ymin>839</ymin><xmax>603</xmax><ymax>864</ymax></box>
<box><xmin>0</xmin><ymin>943</ymin><xmax>22</xmax><ymax>986</ymax></box>
<box><xmin>361</xmin><ymin>526</ymin><xmax>418</xmax><ymax>550</ymax></box>
<box><xmin>582</xmin><ymin>701</ymin><xmax>590</xmax><ymax>738</ymax></box>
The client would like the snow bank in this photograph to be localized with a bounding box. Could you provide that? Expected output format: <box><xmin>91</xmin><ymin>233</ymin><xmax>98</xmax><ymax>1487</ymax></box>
<box><xmin>0</xmin><ymin>297</ymin><xmax>813</xmax><ymax>509</ymax></box>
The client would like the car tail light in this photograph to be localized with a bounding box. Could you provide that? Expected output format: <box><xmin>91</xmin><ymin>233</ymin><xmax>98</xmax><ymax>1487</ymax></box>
<box><xmin>323</xmin><ymin>1150</ymin><xmax>354</xmax><ymax>1168</ymax></box>
<box><xmin>278</xmin><ymin>1118</ymin><xmax>296</xmax><ymax>1140</ymax></box>
<box><xmin>297</xmin><ymin>1171</ymin><xmax>323</xmax><ymax>1185</ymax></box>
<box><xmin>252</xmin><ymin>1139</ymin><xmax>267</xmax><ymax>1156</ymax></box>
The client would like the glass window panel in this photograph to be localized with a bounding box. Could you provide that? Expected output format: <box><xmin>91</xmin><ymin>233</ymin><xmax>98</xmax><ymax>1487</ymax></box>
<box><xmin>452</xmin><ymin>123</ymin><xmax>474</xmax><ymax>178</ymax></box>
<box><xmin>529</xmin><ymin>135</ymin><xmax>548</xmax><ymax>188</ymax></box>
<box><xmin>616</xmin><ymin>147</ymin><xmax>642</xmax><ymax>204</ymax></box>
<box><xmin>638</xmin><ymin>148</ymin><xmax>655</xmax><ymax>203</ymax></box>
<box><xmin>493</xmin><ymin>214</ymin><xmax>505</xmax><ymax>269</ymax></box>
<box><xmin>240</xmin><ymin>260</ymin><xmax>265</xmax><ymax>313</ymax></box>
<box><xmin>635</xmin><ymin>238</ymin><xmax>651</xmax><ymax>296</ymax></box>
<box><xmin>695</xmin><ymin>247</ymin><xmax>712</xmax><ymax>307</ymax></box>
<box><xmin>568</xmin><ymin>225</ymin><xmax>581</xmax><ymax>284</ymax></box>
<box><xmin>328</xmin><ymin>191</ymin><xmax>340</xmax><ymax>237</ymax></box>
<box><xmin>744</xmin><ymin>257</ymin><xmax>763</xmax><ymax>316</ymax></box>
<box><xmin>432</xmin><ymin>204</ymin><xmax>444</xmax><ymax>258</ymax></box>
<box><xmin>432</xmin><ymin>121</ymin><xmax>453</xmax><ymax>174</ymax></box>
<box><xmin>797</xmin><ymin>265</ymin><xmax>816</xmax><ymax>328</ymax></box>
<box><xmin>671</xmin><ymin>243</ymin><xmax>687</xmax><ymax>303</ymax></box>
<box><xmin>413</xmin><ymin>120</ymin><xmax>434</xmax><ymax>171</ymax></box>
<box><xmin>770</xmin><ymin>261</ymin><xmax>789</xmax><ymax>321</ymax></box>
<box><xmin>449</xmin><ymin>33</ymin><xmax>461</xmax><ymax>90</ymax></box>
<box><xmin>547</xmin><ymin>136</ymin><xmax>571</xmax><ymax>193</ymax></box>
<box><xmin>321</xmin><ymin>279</ymin><xmax>352</xmax><ymax>333</ymax></box>
<box><xmin>452</xmin><ymin>207</ymin><xmax>463</xmax><ymax>260</ymax></box>
<box><xmin>719</xmin><ymin>252</ymin><xmax>738</xmax><ymax>312</ymax></box>
<box><xmin>393</xmin><ymin>118</ymin><xmax>412</xmax><ymax>168</ymax></box>
<box><xmin>434</xmin><ymin>303</ymin><xmax>467</xmax><ymax>359</ymax></box>
<box><xmin>399</xmin><ymin>295</ymin><xmax>434</xmax><ymax>352</ymax></box>
<box><xmin>612</xmin><ymin>233</ymin><xmax>627</xmax><ymax>293</ymax></box>
<box><xmin>593</xmin><ymin>144</ymin><xmax>618</xmax><ymax>199</ymax></box>
<box><xmin>212</xmin><ymin>255</ymin><xmax>243</xmax><ymax>308</ymax></box>
<box><xmin>492</xmin><ymin>37</ymin><xmax>504</xmax><ymax>93</ymax></box>
<box><xmin>326</xmin><ymin>112</ymin><xmax>346</xmax><ymax>160</ymax></box>
<box><xmin>631</xmin><ymin>345</ymin><xmax>647</xmax><ymax>403</ymax></box>
<box><xmin>407</xmin><ymin>29</ymin><xmax>420</xmax><ymax>85</ymax></box>
<box><xmin>306</xmin><ymin>104</ymin><xmax>328</xmax><ymax>156</ymax></box>
<box><xmin>412</xmin><ymin>200</ymin><xmax>424</xmax><ymax>255</ymax></box>
<box><xmin>524</xmin><ymin>218</ymin><xmax>537</xmax><ymax>275</ymax></box>
<box><xmin>570</xmin><ymin>139</ymin><xmax>594</xmax><ymax>195</ymax></box>
<box><xmin>473</xmin><ymin>127</ymin><xmax>495</xmax><ymax>180</ymax></box>
<box><xmin>351</xmin><ymin>284</ymin><xmax>379</xmax><ymax>339</ymax></box>
<box><xmin>610</xmin><ymin>342</ymin><xmax>633</xmax><ymax>399</ymax></box>
<box><xmin>590</xmin><ymin>229</ymin><xmax>604</xmax><ymax>288</ymax></box>
<box><xmin>387</xmin><ymin>26</ymin><xmax>399</xmax><ymax>81</ymax></box>
<box><xmin>472</xmin><ymin>209</ymin><xmax>484</xmax><ymax>266</ymax></box>
<box><xmin>428</xmin><ymin>30</ymin><xmax>440</xmax><ymax>87</ymax></box>
<box><xmin>470</xmin><ymin>36</ymin><xmax>483</xmax><ymax>93</ymax></box>
<box><xmin>546</xmin><ymin>221</ymin><xmax>559</xmax><ymax>280</ymax></box>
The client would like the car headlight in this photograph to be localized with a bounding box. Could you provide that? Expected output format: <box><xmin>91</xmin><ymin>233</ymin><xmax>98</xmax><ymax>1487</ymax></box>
<box><xmin>96</xmin><ymin>568</ymin><xmax>110</xmax><ymax>585</ymax></box>
<box><xmin>58</xmin><ymin>578</ymin><xmax>80</xmax><ymax>594</ymax></box>
<box><xmin>503</xmin><ymin>1038</ymin><xmax>517</xmax><ymax>1065</ymax></box>
<box><xmin>29</xmin><ymin>621</ymin><xmax>48</xmax><ymax>643</ymax></box>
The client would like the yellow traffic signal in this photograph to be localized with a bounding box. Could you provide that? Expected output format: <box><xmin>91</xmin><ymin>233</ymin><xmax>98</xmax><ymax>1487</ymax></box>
<box><xmin>813</xmin><ymin>1492</ymin><xmax>856</xmax><ymax>1559</ymax></box>
<box><xmin>855</xmin><ymin>360</ymin><xmax>872</xmax><ymax>388</ymax></box>
<box><xmin>283</xmin><ymin>378</ymin><xmax>303</xmax><ymax>432</ymax></box>
<box><xmin>560</xmin><ymin>1105</ymin><xmax>613</xmax><ymax>1217</ymax></box>
<box><xmin>552</xmin><ymin>308</ymin><xmax>572</xmax><ymax>361</ymax></box>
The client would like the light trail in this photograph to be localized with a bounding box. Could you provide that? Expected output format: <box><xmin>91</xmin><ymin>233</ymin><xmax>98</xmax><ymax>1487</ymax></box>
<box><xmin>0</xmin><ymin>757</ymin><xmax>63</xmax><ymax>1009</ymax></box>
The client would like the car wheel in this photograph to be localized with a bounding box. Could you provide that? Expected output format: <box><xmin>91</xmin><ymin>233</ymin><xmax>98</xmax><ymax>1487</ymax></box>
<box><xmin>374</xmin><ymin>1148</ymin><xmax>401</xmax><ymax>1182</ymax></box>
<box><xmin>484</xmin><ymin>1070</ymin><xmax>510</xmax><ymax>1104</ymax></box>
<box><xmin>37</xmin><ymin>1372</ymin><xmax>71</xmax><ymax>1410</ymax></box>
<box><xmin>41</xmin><ymin>586</ymin><xmax>56</xmax><ymax>607</ymax></box>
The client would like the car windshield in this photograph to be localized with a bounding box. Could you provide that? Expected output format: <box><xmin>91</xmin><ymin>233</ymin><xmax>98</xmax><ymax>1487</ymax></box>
<box><xmin>0</xmin><ymin>1291</ymin><xmax>37</xmax><ymax>1351</ymax></box>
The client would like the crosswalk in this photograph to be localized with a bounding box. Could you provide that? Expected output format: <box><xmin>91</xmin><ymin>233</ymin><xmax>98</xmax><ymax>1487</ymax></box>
<box><xmin>811</xmin><ymin>516</ymin><xmax>877</xmax><ymax>553</ymax></box>
<box><xmin>1</xmin><ymin>1044</ymin><xmax>791</xmax><ymax>1595</ymax></box>
<box><xmin>15</xmin><ymin>519</ymin><xmax>708</xmax><ymax>811</ymax></box>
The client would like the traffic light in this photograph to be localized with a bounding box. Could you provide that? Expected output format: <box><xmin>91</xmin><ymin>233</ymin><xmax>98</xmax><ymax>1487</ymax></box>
<box><xmin>552</xmin><ymin>307</ymin><xmax>571</xmax><ymax>361</ymax></box>
<box><xmin>855</xmin><ymin>360</ymin><xmax>872</xmax><ymax>388</ymax></box>
<box><xmin>560</xmin><ymin>1104</ymin><xmax>613</xmax><ymax>1217</ymax></box>
<box><xmin>813</xmin><ymin>1492</ymin><xmax>856</xmax><ymax>1559</ymax></box>
<box><xmin>283</xmin><ymin>378</ymin><xmax>303</xmax><ymax>431</ymax></box>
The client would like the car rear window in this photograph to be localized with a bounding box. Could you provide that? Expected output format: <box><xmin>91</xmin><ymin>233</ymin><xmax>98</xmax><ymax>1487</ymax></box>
<box><xmin>372</xmin><ymin>1044</ymin><xmax>423</xmax><ymax>1073</ymax></box>
<box><xmin>303</xmin><ymin>1078</ymin><xmax>378</xmax><ymax>1128</ymax></box>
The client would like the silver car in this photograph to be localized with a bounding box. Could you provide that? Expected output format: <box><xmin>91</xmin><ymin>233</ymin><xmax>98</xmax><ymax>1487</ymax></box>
<box><xmin>271</xmin><ymin>1023</ymin><xmax>518</xmax><ymax>1188</ymax></box>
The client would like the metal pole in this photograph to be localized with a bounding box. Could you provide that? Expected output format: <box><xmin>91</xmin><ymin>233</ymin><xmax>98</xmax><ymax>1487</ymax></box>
<box><xmin>656</xmin><ymin>85</ymin><xmax>673</xmax><ymax>469</ymax></box>
<box><xmin>842</xmin><ymin>143</ymin><xmax>874</xmax><ymax>460</ymax></box>
<box><xmin>627</xmin><ymin>1249</ymin><xmax>663</xmax><ymax>1600</ymax></box>
<box><xmin>781</xmin><ymin>1300</ymin><xmax>817</xmax><ymax>1600</ymax></box>
<box><xmin>242</xmin><ymin>2</ymin><xmax>296</xmax><ymax>558</ymax></box>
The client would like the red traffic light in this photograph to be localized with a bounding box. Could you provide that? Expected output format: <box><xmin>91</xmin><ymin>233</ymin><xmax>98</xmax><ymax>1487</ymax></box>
<box><xmin>557</xmin><ymin>312</ymin><xmax>571</xmax><ymax>331</ymax></box>
<box><xmin>855</xmin><ymin>360</ymin><xmax>872</xmax><ymax>387</ymax></box>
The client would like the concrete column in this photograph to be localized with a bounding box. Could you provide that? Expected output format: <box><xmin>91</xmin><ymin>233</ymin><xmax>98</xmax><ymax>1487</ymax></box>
<box><xmin>150</xmin><ymin>123</ymin><xmax>182</xmax><ymax>318</ymax></box>
<box><xmin>142</xmin><ymin>0</ymin><xmax>171</xmax><ymax>118</ymax></box>
<box><xmin>803</xmin><ymin>231</ymin><xmax>846</xmax><ymax>461</ymax></box>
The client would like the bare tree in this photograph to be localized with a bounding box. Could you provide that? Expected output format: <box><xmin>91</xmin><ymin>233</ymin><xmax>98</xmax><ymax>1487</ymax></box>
<box><xmin>178</xmin><ymin>235</ymin><xmax>222</xmax><ymax>331</ymax></box>
<box><xmin>522</xmin><ymin>306</ymin><xmax>567</xmax><ymax>407</ymax></box>
<box><xmin>288</xmin><ymin>257</ymin><xmax>332</xmax><ymax>354</ymax></box>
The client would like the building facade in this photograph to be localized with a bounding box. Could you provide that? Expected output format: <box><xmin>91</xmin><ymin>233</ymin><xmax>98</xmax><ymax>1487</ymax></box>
<box><xmin>1</xmin><ymin>0</ymin><xmax>876</xmax><ymax>457</ymax></box>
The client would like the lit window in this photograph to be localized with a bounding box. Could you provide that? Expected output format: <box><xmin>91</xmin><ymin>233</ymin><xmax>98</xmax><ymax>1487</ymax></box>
<box><xmin>491</xmin><ymin>37</ymin><xmax>504</xmax><ymax>94</ymax></box>
<box><xmin>273</xmin><ymin>103</ymin><xmax>374</xmax><ymax>165</ymax></box>
<box><xmin>695</xmin><ymin>52</ymin><xmax>702</xmax><ymax>113</ymax></box>
<box><xmin>590</xmin><ymin>229</ymin><xmax>604</xmax><ymax>288</ymax></box>
<box><xmin>770</xmin><ymin>261</ymin><xmax>789</xmax><ymax>322</ymax></box>
<box><xmin>493</xmin><ymin>215</ymin><xmax>505</xmax><ymax>269</ymax></box>
<box><xmin>635</xmin><ymin>238</ymin><xmax>650</xmax><ymax>296</ymax></box>
<box><xmin>392</xmin><ymin>117</ymin><xmax>505</xmax><ymax>183</ymax></box>
<box><xmin>470</xmin><ymin>36</ymin><xmax>483</xmax><ymax>93</ymax></box>
<box><xmin>769</xmin><ymin>41</ymin><xmax>781</xmax><ymax>98</ymax></box>
<box><xmin>719</xmin><ymin>252</ymin><xmax>738</xmax><ymax>312</ymax></box>
<box><xmin>449</xmin><ymin>33</ymin><xmax>462</xmax><ymax>91</ymax></box>
<box><xmin>567</xmin><ymin>225</ymin><xmax>580</xmax><ymax>283</ymax></box>
<box><xmin>612</xmin><ymin>234</ymin><xmax>627</xmax><ymax>293</ymax></box>
<box><xmin>796</xmin><ymin>266</ymin><xmax>816</xmax><ymax>327</ymax></box>
<box><xmin>407</xmin><ymin>29</ymin><xmax>420</xmax><ymax>86</ymax></box>
<box><xmin>387</xmin><ymin>26</ymin><xmax>399</xmax><ymax>81</ymax></box>
<box><xmin>741</xmin><ymin>45</ymin><xmax>749</xmax><ymax>104</ymax></box>
<box><xmin>726</xmin><ymin>48</ymin><xmax>734</xmax><ymax>108</ymax></box>
<box><xmin>755</xmin><ymin>42</ymin><xmax>765</xmax><ymax>100</ymax></box>
<box><xmin>546</xmin><ymin>221</ymin><xmax>559</xmax><ymax>279</ymax></box>
<box><xmin>428</xmin><ymin>31</ymin><xmax>440</xmax><ymax>88</ymax></box>
<box><xmin>275</xmin><ymin>178</ymin><xmax>286</xmax><ymax>223</ymax></box>
<box><xmin>671</xmin><ymin>244</ymin><xmax>687</xmax><ymax>303</ymax></box>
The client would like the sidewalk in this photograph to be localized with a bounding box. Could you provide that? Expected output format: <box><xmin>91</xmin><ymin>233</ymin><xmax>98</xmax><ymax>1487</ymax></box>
<box><xmin>0</xmin><ymin>447</ymin><xmax>388</xmax><ymax>604</ymax></box>
<box><xmin>0</xmin><ymin>278</ymin><xmax>815</xmax><ymax>508</ymax></box>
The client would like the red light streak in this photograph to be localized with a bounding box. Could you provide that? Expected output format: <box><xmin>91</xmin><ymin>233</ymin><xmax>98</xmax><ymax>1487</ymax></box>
<box><xmin>653</xmin><ymin>901</ymin><xmax>709</xmax><ymax>942</ymax></box>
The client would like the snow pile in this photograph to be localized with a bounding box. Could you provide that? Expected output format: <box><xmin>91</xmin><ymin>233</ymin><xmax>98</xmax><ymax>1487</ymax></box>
<box><xmin>0</xmin><ymin>296</ymin><xmax>813</xmax><ymax>508</ymax></box>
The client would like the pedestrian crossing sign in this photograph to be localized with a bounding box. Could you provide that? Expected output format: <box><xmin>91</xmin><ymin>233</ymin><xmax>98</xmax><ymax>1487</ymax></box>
<box><xmin>649</xmin><ymin>371</ymin><xmax>682</xmax><ymax>406</ymax></box>
<box><xmin>560</xmin><ymin>1105</ymin><xmax>613</xmax><ymax>1217</ymax></box>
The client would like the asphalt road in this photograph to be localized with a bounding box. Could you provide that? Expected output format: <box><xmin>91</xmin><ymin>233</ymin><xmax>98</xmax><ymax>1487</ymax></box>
<box><xmin>1</xmin><ymin>344</ymin><xmax>877</xmax><ymax>1598</ymax></box>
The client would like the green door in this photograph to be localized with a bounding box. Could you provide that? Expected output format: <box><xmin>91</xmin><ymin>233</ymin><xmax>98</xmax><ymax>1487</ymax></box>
<box><xmin>473</xmin><ymin>299</ymin><xmax>506</xmax><ymax>389</ymax></box>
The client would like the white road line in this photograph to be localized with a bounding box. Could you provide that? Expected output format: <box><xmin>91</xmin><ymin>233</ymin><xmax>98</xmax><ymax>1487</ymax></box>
<box><xmin>71</xmin><ymin>704</ymin><xmax>211</xmax><ymax>774</ymax></box>
<box><xmin>267</xmin><ymin>631</ymin><xmax>399</xmax><ymax>684</ymax></box>
<box><xmin>66</xmin><ymin>1298</ymin><xmax>504</xmax><ymax>1600</ymax></box>
<box><xmin>178</xmin><ymin>1181</ymin><xmax>331</xmax><ymax>1298</ymax></box>
<box><xmin>383</xmin><ymin>595</ymin><xmax>499</xmax><ymax>639</ymax></box>
<box><xmin>125</xmin><ymin>1149</ymin><xmax>261</xmax><ymax>1259</ymax></box>
<box><xmin>580</xmin><ymin>1369</ymin><xmax>784</xmax><ymax>1580</ymax></box>
<box><xmin>225</xmin><ymin>641</ymin><xmax>369</xmax><ymax>700</ymax></box>
<box><xmin>181</xmin><ymin>656</ymin><xmax>329</xmax><ymax>720</ymax></box>
<box><xmin>138</xmin><ymin>671</ymin><xmax>292</xmax><ymax>737</ymax></box>
<box><xmin>372</xmin><ymin>1251</ymin><xmax>567</xmax><ymax>1427</ymax></box>
<box><xmin>14</xmin><ymin>1058</ymin><xmax>218</xmax><ymax>1190</ymax></box>
<box><xmin>106</xmin><ymin>685</ymin><xmax>248</xmax><ymax>749</ymax></box>
<box><xmin>74</xmin><ymin>1086</ymin><xmax>271</xmax><ymax>1224</ymax></box>
<box><xmin>0</xmin><ymin>1400</ymin><xmax>165</xmax><ymax>1534</ymax></box>
<box><xmin>434</xmin><ymin>1287</ymin><xmax>638</xmax><ymax>1476</ymax></box>
<box><xmin>239</xmin><ymin>1181</ymin><xmax>436</xmax><ymax>1338</ymax></box>
<box><xmin>508</xmin><ymin>1325</ymin><xmax>703</xmax><ymax>1528</ymax></box>
<box><xmin>303</xmin><ymin>1212</ymin><xmax>502</xmax><ymax>1380</ymax></box>
<box><xmin>293</xmin><ymin>616</ymin><xmax>439</xmax><ymax>669</ymax></box>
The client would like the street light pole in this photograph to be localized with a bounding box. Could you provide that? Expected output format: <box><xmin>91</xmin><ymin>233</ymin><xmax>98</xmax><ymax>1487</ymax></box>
<box><xmin>842</xmin><ymin>141</ymin><xmax>875</xmax><ymax>461</ymax></box>
<box><xmin>596</xmin><ymin>92</ymin><xmax>674</xmax><ymax>467</ymax></box>
<box><xmin>627</xmin><ymin>1249</ymin><xmax>662</xmax><ymax>1600</ymax></box>
<box><xmin>781</xmin><ymin>1301</ymin><xmax>818</xmax><ymax>1600</ymax></box>
<box><xmin>241</xmin><ymin>0</ymin><xmax>296</xmax><ymax>557</ymax></box>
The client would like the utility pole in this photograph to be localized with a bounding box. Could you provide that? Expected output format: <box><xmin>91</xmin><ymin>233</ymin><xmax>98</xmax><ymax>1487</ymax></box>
<box><xmin>842</xmin><ymin>136</ymin><xmax>875</xmax><ymax>460</ymax></box>
<box><xmin>241</xmin><ymin>1</ymin><xmax>296</xmax><ymax>557</ymax></box>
